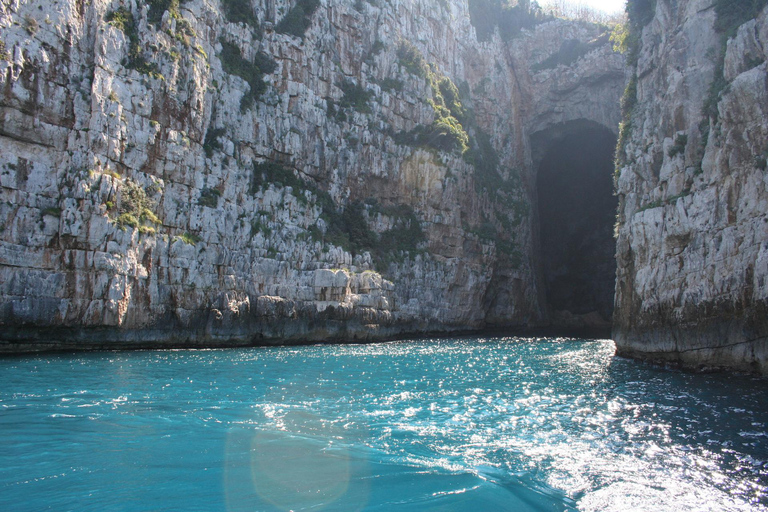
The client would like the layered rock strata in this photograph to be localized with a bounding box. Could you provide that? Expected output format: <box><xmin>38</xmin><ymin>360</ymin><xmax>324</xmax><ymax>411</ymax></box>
<box><xmin>0</xmin><ymin>0</ymin><xmax>623</xmax><ymax>350</ymax></box>
<box><xmin>614</xmin><ymin>0</ymin><xmax>768</xmax><ymax>374</ymax></box>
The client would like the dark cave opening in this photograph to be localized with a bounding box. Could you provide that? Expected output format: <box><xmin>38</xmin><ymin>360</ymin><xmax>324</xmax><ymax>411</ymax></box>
<box><xmin>532</xmin><ymin>120</ymin><xmax>618</xmax><ymax>337</ymax></box>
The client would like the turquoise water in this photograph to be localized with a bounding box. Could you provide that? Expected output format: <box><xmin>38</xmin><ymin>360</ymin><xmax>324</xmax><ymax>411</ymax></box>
<box><xmin>0</xmin><ymin>337</ymin><xmax>766</xmax><ymax>511</ymax></box>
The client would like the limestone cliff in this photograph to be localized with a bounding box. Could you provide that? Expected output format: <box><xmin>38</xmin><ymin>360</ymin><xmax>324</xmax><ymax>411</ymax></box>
<box><xmin>0</xmin><ymin>0</ymin><xmax>623</xmax><ymax>350</ymax></box>
<box><xmin>614</xmin><ymin>0</ymin><xmax>768</xmax><ymax>374</ymax></box>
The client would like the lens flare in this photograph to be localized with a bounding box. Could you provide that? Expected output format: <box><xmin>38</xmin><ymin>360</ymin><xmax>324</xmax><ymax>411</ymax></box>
<box><xmin>224</xmin><ymin>410</ymin><xmax>367</xmax><ymax>511</ymax></box>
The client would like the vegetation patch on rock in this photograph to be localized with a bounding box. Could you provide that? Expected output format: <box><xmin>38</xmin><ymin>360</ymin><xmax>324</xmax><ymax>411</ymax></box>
<box><xmin>391</xmin><ymin>45</ymin><xmax>469</xmax><ymax>155</ymax></box>
<box><xmin>106</xmin><ymin>7</ymin><xmax>163</xmax><ymax>79</ymax></box>
<box><xmin>468</xmin><ymin>0</ymin><xmax>550</xmax><ymax>42</ymax></box>
<box><xmin>667</xmin><ymin>134</ymin><xmax>688</xmax><ymax>158</ymax></box>
<box><xmin>276</xmin><ymin>0</ymin><xmax>320</xmax><ymax>38</ymax></box>
<box><xmin>396</xmin><ymin>41</ymin><xmax>429</xmax><ymax>78</ymax></box>
<box><xmin>115</xmin><ymin>179</ymin><xmax>161</xmax><ymax>234</ymax></box>
<box><xmin>197</xmin><ymin>188</ymin><xmax>221</xmax><ymax>208</ymax></box>
<box><xmin>219</xmin><ymin>39</ymin><xmax>277</xmax><ymax>110</ymax></box>
<box><xmin>339</xmin><ymin>80</ymin><xmax>374</xmax><ymax>114</ymax></box>
<box><xmin>221</xmin><ymin>0</ymin><xmax>260</xmax><ymax>32</ymax></box>
<box><xmin>249</xmin><ymin>160</ymin><xmax>426</xmax><ymax>270</ymax></box>
<box><xmin>203</xmin><ymin>127</ymin><xmax>226</xmax><ymax>158</ymax></box>
<box><xmin>612</xmin><ymin>0</ymin><xmax>656</xmax><ymax>173</ymax></box>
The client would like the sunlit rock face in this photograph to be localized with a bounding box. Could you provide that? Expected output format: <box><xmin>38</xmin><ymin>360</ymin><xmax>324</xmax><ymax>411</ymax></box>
<box><xmin>0</xmin><ymin>0</ymin><xmax>623</xmax><ymax>349</ymax></box>
<box><xmin>613</xmin><ymin>0</ymin><xmax>768</xmax><ymax>374</ymax></box>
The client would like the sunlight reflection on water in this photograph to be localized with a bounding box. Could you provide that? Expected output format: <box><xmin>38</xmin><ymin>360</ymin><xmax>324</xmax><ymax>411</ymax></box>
<box><xmin>0</xmin><ymin>337</ymin><xmax>766</xmax><ymax>511</ymax></box>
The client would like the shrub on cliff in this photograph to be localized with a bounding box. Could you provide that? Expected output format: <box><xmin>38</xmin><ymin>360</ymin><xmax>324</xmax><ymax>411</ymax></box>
<box><xmin>327</xmin><ymin>201</ymin><xmax>427</xmax><ymax>270</ymax></box>
<box><xmin>378</xmin><ymin>77</ymin><xmax>404</xmax><ymax>93</ymax></box>
<box><xmin>276</xmin><ymin>0</ymin><xmax>320</xmax><ymax>38</ymax></box>
<box><xmin>203</xmin><ymin>127</ymin><xmax>226</xmax><ymax>158</ymax></box>
<box><xmin>106</xmin><ymin>7</ymin><xmax>163</xmax><ymax>79</ymax></box>
<box><xmin>219</xmin><ymin>39</ymin><xmax>277</xmax><ymax>110</ymax></box>
<box><xmin>615</xmin><ymin>74</ymin><xmax>637</xmax><ymax>171</ymax></box>
<box><xmin>374</xmin><ymin>205</ymin><xmax>426</xmax><ymax>260</ymax></box>
<box><xmin>420</xmin><ymin>115</ymin><xmax>469</xmax><ymax>154</ymax></box>
<box><xmin>464</xmin><ymin>129</ymin><xmax>499</xmax><ymax>191</ymax></box>
<box><xmin>326</xmin><ymin>201</ymin><xmax>377</xmax><ymax>256</ymax></box>
<box><xmin>106</xmin><ymin>7</ymin><xmax>132</xmax><ymax>32</ymax></box>
<box><xmin>396</xmin><ymin>41</ymin><xmax>428</xmax><ymax>78</ymax></box>
<box><xmin>613</xmin><ymin>0</ymin><xmax>656</xmax><ymax>173</ymax></box>
<box><xmin>248</xmin><ymin>160</ymin><xmax>426</xmax><ymax>265</ymax></box>
<box><xmin>667</xmin><ymin>134</ymin><xmax>688</xmax><ymax>158</ymax></box>
<box><xmin>615</xmin><ymin>0</ymin><xmax>656</xmax><ymax>68</ymax></box>
<box><xmin>422</xmin><ymin>72</ymin><xmax>469</xmax><ymax>153</ymax></box>
<box><xmin>390</xmin><ymin>115</ymin><xmax>469</xmax><ymax>155</ymax></box>
<box><xmin>389</xmin><ymin>50</ymin><xmax>469</xmax><ymax>155</ymax></box>
<box><xmin>251</xmin><ymin>161</ymin><xmax>306</xmax><ymax>194</ymax></box>
<box><xmin>339</xmin><ymin>80</ymin><xmax>374</xmax><ymax>114</ymax></box>
<box><xmin>197</xmin><ymin>188</ymin><xmax>221</xmax><ymax>208</ymax></box>
<box><xmin>435</xmin><ymin>76</ymin><xmax>466</xmax><ymax>121</ymax></box>
<box><xmin>116</xmin><ymin>179</ymin><xmax>161</xmax><ymax>234</ymax></box>
<box><xmin>221</xmin><ymin>0</ymin><xmax>260</xmax><ymax>32</ymax></box>
<box><xmin>541</xmin><ymin>0</ymin><xmax>624</xmax><ymax>25</ymax></box>
<box><xmin>148</xmin><ymin>0</ymin><xmax>183</xmax><ymax>25</ymax></box>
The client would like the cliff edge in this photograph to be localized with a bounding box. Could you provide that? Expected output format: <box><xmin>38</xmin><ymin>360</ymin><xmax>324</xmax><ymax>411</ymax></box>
<box><xmin>614</xmin><ymin>0</ymin><xmax>768</xmax><ymax>374</ymax></box>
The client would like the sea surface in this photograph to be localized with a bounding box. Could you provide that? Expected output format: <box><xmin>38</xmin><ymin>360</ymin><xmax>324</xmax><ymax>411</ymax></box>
<box><xmin>0</xmin><ymin>337</ymin><xmax>766</xmax><ymax>511</ymax></box>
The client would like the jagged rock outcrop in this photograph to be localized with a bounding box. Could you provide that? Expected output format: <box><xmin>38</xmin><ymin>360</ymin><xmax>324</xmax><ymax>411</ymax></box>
<box><xmin>0</xmin><ymin>0</ymin><xmax>623</xmax><ymax>350</ymax></box>
<box><xmin>614</xmin><ymin>0</ymin><xmax>768</xmax><ymax>374</ymax></box>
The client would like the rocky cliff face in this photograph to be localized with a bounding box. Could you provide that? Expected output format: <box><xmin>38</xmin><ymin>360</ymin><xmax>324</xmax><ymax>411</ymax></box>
<box><xmin>614</xmin><ymin>0</ymin><xmax>768</xmax><ymax>374</ymax></box>
<box><xmin>0</xmin><ymin>0</ymin><xmax>623</xmax><ymax>350</ymax></box>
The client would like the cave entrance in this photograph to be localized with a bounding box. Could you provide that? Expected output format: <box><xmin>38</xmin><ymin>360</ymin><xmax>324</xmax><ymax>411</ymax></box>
<box><xmin>531</xmin><ymin>120</ymin><xmax>618</xmax><ymax>338</ymax></box>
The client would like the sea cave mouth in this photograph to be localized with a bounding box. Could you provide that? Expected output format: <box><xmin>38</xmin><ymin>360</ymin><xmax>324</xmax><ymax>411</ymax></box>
<box><xmin>532</xmin><ymin>120</ymin><xmax>618</xmax><ymax>338</ymax></box>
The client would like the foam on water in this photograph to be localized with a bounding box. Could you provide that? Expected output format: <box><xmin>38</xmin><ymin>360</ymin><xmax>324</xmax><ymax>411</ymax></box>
<box><xmin>0</xmin><ymin>337</ymin><xmax>766</xmax><ymax>511</ymax></box>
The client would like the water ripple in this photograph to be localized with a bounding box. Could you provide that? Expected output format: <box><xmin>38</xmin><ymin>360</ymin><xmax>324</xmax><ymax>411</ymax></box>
<box><xmin>0</xmin><ymin>338</ymin><xmax>766</xmax><ymax>511</ymax></box>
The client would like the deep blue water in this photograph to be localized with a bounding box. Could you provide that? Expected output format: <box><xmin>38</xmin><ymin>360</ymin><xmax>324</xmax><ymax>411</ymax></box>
<box><xmin>0</xmin><ymin>337</ymin><xmax>766</xmax><ymax>511</ymax></box>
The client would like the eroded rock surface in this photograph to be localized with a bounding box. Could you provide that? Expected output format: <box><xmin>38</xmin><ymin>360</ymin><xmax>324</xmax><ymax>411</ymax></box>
<box><xmin>0</xmin><ymin>0</ymin><xmax>623</xmax><ymax>350</ymax></box>
<box><xmin>614</xmin><ymin>0</ymin><xmax>768</xmax><ymax>374</ymax></box>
